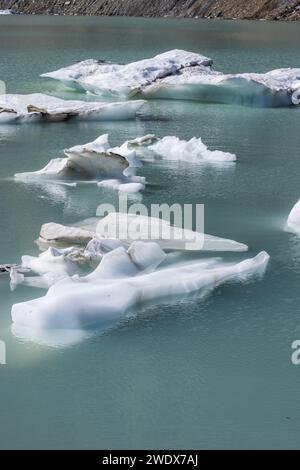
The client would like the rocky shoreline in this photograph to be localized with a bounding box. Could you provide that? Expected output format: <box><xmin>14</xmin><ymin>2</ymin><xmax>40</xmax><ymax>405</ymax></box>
<box><xmin>0</xmin><ymin>0</ymin><xmax>300</xmax><ymax>21</ymax></box>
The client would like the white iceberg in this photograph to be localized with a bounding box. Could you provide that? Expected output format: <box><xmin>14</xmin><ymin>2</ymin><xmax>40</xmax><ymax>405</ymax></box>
<box><xmin>127</xmin><ymin>134</ymin><xmax>236</xmax><ymax>163</ymax></box>
<box><xmin>11</xmin><ymin>242</ymin><xmax>269</xmax><ymax>330</ymax></box>
<box><xmin>286</xmin><ymin>199</ymin><xmax>300</xmax><ymax>234</ymax></box>
<box><xmin>41</xmin><ymin>50</ymin><xmax>212</xmax><ymax>97</ymax></box>
<box><xmin>0</xmin><ymin>93</ymin><xmax>145</xmax><ymax>123</ymax></box>
<box><xmin>38</xmin><ymin>212</ymin><xmax>248</xmax><ymax>252</ymax></box>
<box><xmin>42</xmin><ymin>50</ymin><xmax>300</xmax><ymax>106</ymax></box>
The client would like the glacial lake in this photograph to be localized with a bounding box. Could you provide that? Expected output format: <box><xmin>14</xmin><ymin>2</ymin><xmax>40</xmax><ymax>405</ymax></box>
<box><xmin>1</xmin><ymin>15</ymin><xmax>300</xmax><ymax>449</ymax></box>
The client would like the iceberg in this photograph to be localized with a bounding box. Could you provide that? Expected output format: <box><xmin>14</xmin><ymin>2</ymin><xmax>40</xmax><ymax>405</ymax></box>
<box><xmin>0</xmin><ymin>93</ymin><xmax>145</xmax><ymax>123</ymax></box>
<box><xmin>41</xmin><ymin>50</ymin><xmax>212</xmax><ymax>97</ymax></box>
<box><xmin>38</xmin><ymin>212</ymin><xmax>248</xmax><ymax>252</ymax></box>
<box><xmin>286</xmin><ymin>199</ymin><xmax>300</xmax><ymax>234</ymax></box>
<box><xmin>97</xmin><ymin>179</ymin><xmax>145</xmax><ymax>193</ymax></box>
<box><xmin>41</xmin><ymin>50</ymin><xmax>300</xmax><ymax>106</ymax></box>
<box><xmin>127</xmin><ymin>134</ymin><xmax>236</xmax><ymax>163</ymax></box>
<box><xmin>11</xmin><ymin>243</ymin><xmax>269</xmax><ymax>330</ymax></box>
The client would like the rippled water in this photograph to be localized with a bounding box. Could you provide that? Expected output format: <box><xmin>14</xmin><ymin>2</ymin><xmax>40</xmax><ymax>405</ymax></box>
<box><xmin>1</xmin><ymin>15</ymin><xmax>300</xmax><ymax>449</ymax></box>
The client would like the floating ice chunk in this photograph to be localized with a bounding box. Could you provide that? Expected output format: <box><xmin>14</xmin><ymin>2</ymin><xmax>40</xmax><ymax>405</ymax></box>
<box><xmin>112</xmin><ymin>134</ymin><xmax>236</xmax><ymax>164</ymax></box>
<box><xmin>41</xmin><ymin>50</ymin><xmax>213</xmax><ymax>97</ymax></box>
<box><xmin>0</xmin><ymin>94</ymin><xmax>145</xmax><ymax>123</ymax></box>
<box><xmin>15</xmin><ymin>133</ymin><xmax>145</xmax><ymax>192</ymax></box>
<box><xmin>118</xmin><ymin>182</ymin><xmax>145</xmax><ymax>193</ymax></box>
<box><xmin>286</xmin><ymin>199</ymin><xmax>300</xmax><ymax>234</ymax></box>
<box><xmin>132</xmin><ymin>135</ymin><xmax>236</xmax><ymax>163</ymax></box>
<box><xmin>97</xmin><ymin>180</ymin><xmax>145</xmax><ymax>193</ymax></box>
<box><xmin>41</xmin><ymin>50</ymin><xmax>300</xmax><ymax>106</ymax></box>
<box><xmin>38</xmin><ymin>212</ymin><xmax>248</xmax><ymax>252</ymax></box>
<box><xmin>11</xmin><ymin>247</ymin><xmax>269</xmax><ymax>330</ymax></box>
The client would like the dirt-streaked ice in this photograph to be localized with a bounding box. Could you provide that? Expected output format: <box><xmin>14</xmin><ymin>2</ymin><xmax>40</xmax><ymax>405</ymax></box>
<box><xmin>15</xmin><ymin>133</ymin><xmax>145</xmax><ymax>193</ymax></box>
<box><xmin>0</xmin><ymin>93</ymin><xmax>145</xmax><ymax>123</ymax></box>
<box><xmin>10</xmin><ymin>238</ymin><xmax>164</xmax><ymax>290</ymax></box>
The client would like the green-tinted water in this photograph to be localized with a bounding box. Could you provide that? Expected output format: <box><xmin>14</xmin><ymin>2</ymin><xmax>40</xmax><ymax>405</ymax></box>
<box><xmin>1</xmin><ymin>15</ymin><xmax>300</xmax><ymax>449</ymax></box>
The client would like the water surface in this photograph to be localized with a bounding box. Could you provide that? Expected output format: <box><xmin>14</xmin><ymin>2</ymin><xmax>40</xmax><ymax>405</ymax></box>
<box><xmin>0</xmin><ymin>15</ymin><xmax>300</xmax><ymax>449</ymax></box>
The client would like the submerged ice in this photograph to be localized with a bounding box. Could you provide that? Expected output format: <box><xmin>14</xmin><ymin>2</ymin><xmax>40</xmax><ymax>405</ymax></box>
<box><xmin>41</xmin><ymin>49</ymin><xmax>300</xmax><ymax>106</ymax></box>
<box><xmin>0</xmin><ymin>93</ymin><xmax>145</xmax><ymax>123</ymax></box>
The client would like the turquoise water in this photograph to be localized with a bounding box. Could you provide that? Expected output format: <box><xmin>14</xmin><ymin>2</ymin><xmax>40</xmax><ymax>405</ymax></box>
<box><xmin>1</xmin><ymin>15</ymin><xmax>300</xmax><ymax>449</ymax></box>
